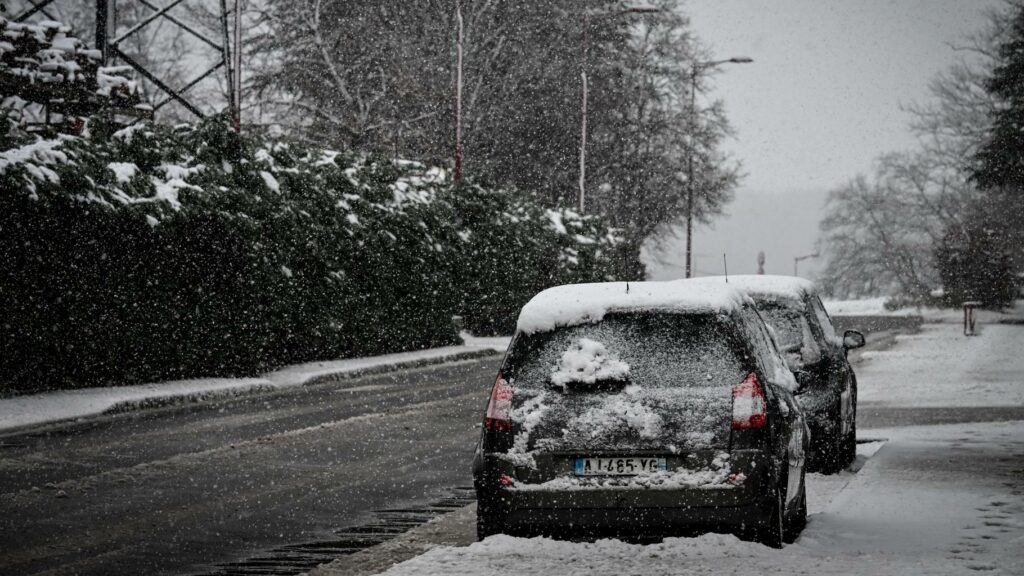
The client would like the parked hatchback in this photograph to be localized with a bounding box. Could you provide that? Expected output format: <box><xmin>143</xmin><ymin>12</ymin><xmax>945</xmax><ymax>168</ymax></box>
<box><xmin>473</xmin><ymin>281</ymin><xmax>809</xmax><ymax>547</ymax></box>
<box><xmin>707</xmin><ymin>275</ymin><xmax>865</xmax><ymax>473</ymax></box>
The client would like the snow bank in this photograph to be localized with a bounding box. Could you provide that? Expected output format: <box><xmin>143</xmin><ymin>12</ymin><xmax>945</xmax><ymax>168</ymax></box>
<box><xmin>516</xmin><ymin>281</ymin><xmax>747</xmax><ymax>334</ymax></box>
<box><xmin>822</xmin><ymin>297</ymin><xmax>921</xmax><ymax>316</ymax></box>
<box><xmin>0</xmin><ymin>346</ymin><xmax>496</xmax><ymax>433</ymax></box>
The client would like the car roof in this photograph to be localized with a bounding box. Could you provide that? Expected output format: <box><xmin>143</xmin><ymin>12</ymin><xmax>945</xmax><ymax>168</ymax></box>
<box><xmin>516</xmin><ymin>281</ymin><xmax>750</xmax><ymax>335</ymax></box>
<box><xmin>692</xmin><ymin>275</ymin><xmax>817</xmax><ymax>304</ymax></box>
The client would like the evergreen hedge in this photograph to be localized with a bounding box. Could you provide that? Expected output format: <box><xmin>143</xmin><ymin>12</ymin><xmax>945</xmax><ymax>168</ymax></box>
<box><xmin>0</xmin><ymin>118</ymin><xmax>638</xmax><ymax>393</ymax></box>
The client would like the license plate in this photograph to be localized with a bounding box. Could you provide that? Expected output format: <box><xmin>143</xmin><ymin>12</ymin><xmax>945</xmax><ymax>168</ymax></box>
<box><xmin>574</xmin><ymin>457</ymin><xmax>667</xmax><ymax>476</ymax></box>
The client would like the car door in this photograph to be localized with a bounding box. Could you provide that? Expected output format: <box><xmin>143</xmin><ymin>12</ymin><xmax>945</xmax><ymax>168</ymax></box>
<box><xmin>738</xmin><ymin>307</ymin><xmax>806</xmax><ymax>509</ymax></box>
<box><xmin>806</xmin><ymin>295</ymin><xmax>854</xmax><ymax>436</ymax></box>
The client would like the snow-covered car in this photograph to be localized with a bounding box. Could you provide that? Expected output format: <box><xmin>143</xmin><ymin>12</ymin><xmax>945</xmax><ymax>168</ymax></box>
<box><xmin>703</xmin><ymin>275</ymin><xmax>865</xmax><ymax>473</ymax></box>
<box><xmin>472</xmin><ymin>281</ymin><xmax>809</xmax><ymax>547</ymax></box>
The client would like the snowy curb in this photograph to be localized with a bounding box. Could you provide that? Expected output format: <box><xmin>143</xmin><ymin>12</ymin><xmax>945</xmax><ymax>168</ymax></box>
<box><xmin>308</xmin><ymin>503</ymin><xmax>478</xmax><ymax>576</ymax></box>
<box><xmin>0</xmin><ymin>346</ymin><xmax>502</xmax><ymax>435</ymax></box>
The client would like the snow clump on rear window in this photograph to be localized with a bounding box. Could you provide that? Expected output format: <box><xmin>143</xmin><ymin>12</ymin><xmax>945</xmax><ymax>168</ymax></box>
<box><xmin>572</xmin><ymin>388</ymin><xmax>663</xmax><ymax>439</ymax></box>
<box><xmin>550</xmin><ymin>338</ymin><xmax>630</xmax><ymax>390</ymax></box>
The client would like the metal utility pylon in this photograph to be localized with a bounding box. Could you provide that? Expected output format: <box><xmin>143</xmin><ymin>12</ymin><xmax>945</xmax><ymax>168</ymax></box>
<box><xmin>13</xmin><ymin>0</ymin><xmax>240</xmax><ymax>127</ymax></box>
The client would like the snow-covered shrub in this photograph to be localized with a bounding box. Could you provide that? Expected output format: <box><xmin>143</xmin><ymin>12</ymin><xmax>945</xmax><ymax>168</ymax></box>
<box><xmin>0</xmin><ymin>118</ymin><xmax>637</xmax><ymax>392</ymax></box>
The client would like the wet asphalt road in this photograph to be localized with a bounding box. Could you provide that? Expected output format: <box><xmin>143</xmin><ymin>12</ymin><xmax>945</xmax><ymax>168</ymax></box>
<box><xmin>2</xmin><ymin>341</ymin><xmax>1023</xmax><ymax>576</ymax></box>
<box><xmin>0</xmin><ymin>357</ymin><xmax>501</xmax><ymax>576</ymax></box>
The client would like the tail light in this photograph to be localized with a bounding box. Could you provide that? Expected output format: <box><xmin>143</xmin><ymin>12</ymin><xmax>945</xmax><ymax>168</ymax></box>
<box><xmin>485</xmin><ymin>374</ymin><xmax>513</xmax><ymax>432</ymax></box>
<box><xmin>732</xmin><ymin>372</ymin><xmax>767</xmax><ymax>429</ymax></box>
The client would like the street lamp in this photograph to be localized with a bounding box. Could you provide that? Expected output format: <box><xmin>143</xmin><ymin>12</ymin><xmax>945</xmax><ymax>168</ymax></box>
<box><xmin>683</xmin><ymin>56</ymin><xmax>752</xmax><ymax>278</ymax></box>
<box><xmin>453</xmin><ymin>0</ymin><xmax>465</xmax><ymax>181</ymax></box>
<box><xmin>578</xmin><ymin>6</ymin><xmax>661</xmax><ymax>213</ymax></box>
<box><xmin>794</xmin><ymin>252</ymin><xmax>819</xmax><ymax>277</ymax></box>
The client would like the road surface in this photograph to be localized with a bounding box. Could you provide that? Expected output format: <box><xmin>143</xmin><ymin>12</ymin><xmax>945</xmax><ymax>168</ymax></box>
<box><xmin>0</xmin><ymin>357</ymin><xmax>500</xmax><ymax>576</ymax></box>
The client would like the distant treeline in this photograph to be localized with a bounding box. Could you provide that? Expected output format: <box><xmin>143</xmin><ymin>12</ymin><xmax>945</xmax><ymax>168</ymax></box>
<box><xmin>0</xmin><ymin>118</ymin><xmax>639</xmax><ymax>394</ymax></box>
<box><xmin>818</xmin><ymin>1</ymin><xmax>1023</xmax><ymax>307</ymax></box>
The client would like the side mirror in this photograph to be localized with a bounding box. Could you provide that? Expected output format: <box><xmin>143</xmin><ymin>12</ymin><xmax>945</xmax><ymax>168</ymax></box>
<box><xmin>843</xmin><ymin>330</ymin><xmax>866</xmax><ymax>350</ymax></box>
<box><xmin>793</xmin><ymin>369</ymin><xmax>813</xmax><ymax>394</ymax></box>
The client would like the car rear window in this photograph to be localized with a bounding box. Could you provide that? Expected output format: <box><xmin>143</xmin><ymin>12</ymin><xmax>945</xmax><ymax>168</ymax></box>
<box><xmin>502</xmin><ymin>313</ymin><xmax>747</xmax><ymax>456</ymax></box>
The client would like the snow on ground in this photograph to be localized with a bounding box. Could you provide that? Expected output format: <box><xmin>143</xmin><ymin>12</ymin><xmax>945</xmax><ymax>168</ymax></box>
<box><xmin>0</xmin><ymin>343</ymin><xmax>502</xmax><ymax>434</ymax></box>
<box><xmin>857</xmin><ymin>322</ymin><xmax>1024</xmax><ymax>408</ymax></box>
<box><xmin>824</xmin><ymin>297</ymin><xmax>916</xmax><ymax>316</ymax></box>
<box><xmin>375</xmin><ymin>422</ymin><xmax>1024</xmax><ymax>576</ymax></box>
<box><xmin>458</xmin><ymin>331</ymin><xmax>512</xmax><ymax>353</ymax></box>
<box><xmin>825</xmin><ymin>298</ymin><xmax>1024</xmax><ymax>324</ymax></box>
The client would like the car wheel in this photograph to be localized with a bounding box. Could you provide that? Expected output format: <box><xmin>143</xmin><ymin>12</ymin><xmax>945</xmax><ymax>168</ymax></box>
<box><xmin>841</xmin><ymin>387</ymin><xmax>858</xmax><ymax>467</ymax></box>
<box><xmin>476</xmin><ymin>501</ymin><xmax>506</xmax><ymax>541</ymax></box>
<box><xmin>818</xmin><ymin>403</ymin><xmax>847</xmax><ymax>474</ymax></box>
<box><xmin>842</xmin><ymin>420</ymin><xmax>857</xmax><ymax>468</ymax></box>
<box><xmin>754</xmin><ymin>483</ymin><xmax>785</xmax><ymax>548</ymax></box>
<box><xmin>783</xmin><ymin>467</ymin><xmax>807</xmax><ymax>544</ymax></box>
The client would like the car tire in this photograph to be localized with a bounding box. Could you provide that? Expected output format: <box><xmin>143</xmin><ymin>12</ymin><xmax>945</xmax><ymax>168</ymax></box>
<box><xmin>842</xmin><ymin>387</ymin><xmax>858</xmax><ymax>467</ymax></box>
<box><xmin>818</xmin><ymin>402</ymin><xmax>847</xmax><ymax>475</ymax></box>
<box><xmin>783</xmin><ymin>467</ymin><xmax>807</xmax><ymax>544</ymax></box>
<box><xmin>754</xmin><ymin>483</ymin><xmax>786</xmax><ymax>548</ymax></box>
<box><xmin>842</xmin><ymin>420</ymin><xmax>857</xmax><ymax>468</ymax></box>
<box><xmin>476</xmin><ymin>501</ymin><xmax>506</xmax><ymax>541</ymax></box>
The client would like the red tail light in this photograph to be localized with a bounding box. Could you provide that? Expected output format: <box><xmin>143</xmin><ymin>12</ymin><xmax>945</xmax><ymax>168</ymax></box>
<box><xmin>485</xmin><ymin>374</ymin><xmax>513</xmax><ymax>432</ymax></box>
<box><xmin>732</xmin><ymin>372</ymin><xmax>767</xmax><ymax>429</ymax></box>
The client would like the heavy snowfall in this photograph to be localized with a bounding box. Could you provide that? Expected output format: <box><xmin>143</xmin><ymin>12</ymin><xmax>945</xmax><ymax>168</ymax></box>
<box><xmin>1</xmin><ymin>1</ymin><xmax>1022</xmax><ymax>576</ymax></box>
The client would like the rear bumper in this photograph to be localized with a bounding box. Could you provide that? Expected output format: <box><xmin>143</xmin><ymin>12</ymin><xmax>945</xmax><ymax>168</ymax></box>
<box><xmin>479</xmin><ymin>489</ymin><xmax>766</xmax><ymax>537</ymax></box>
<box><xmin>474</xmin><ymin>451</ymin><xmax>774</xmax><ymax>537</ymax></box>
<box><xmin>499</xmin><ymin>503</ymin><xmax>762</xmax><ymax>537</ymax></box>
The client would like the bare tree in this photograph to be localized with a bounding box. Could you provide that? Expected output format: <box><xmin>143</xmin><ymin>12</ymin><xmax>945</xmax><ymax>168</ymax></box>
<box><xmin>817</xmin><ymin>2</ymin><xmax>1013</xmax><ymax>299</ymax></box>
<box><xmin>250</xmin><ymin>0</ymin><xmax>739</xmax><ymax>248</ymax></box>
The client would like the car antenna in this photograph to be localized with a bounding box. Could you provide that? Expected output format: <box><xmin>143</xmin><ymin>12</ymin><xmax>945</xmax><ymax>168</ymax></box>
<box><xmin>626</xmin><ymin>281</ymin><xmax>630</xmax><ymax>294</ymax></box>
<box><xmin>723</xmin><ymin>253</ymin><xmax>729</xmax><ymax>283</ymax></box>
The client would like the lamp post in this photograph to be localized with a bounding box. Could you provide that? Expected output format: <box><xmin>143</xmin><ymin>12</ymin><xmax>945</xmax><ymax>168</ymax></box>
<box><xmin>453</xmin><ymin>0</ymin><xmax>464</xmax><ymax>181</ymax></box>
<box><xmin>683</xmin><ymin>56</ymin><xmax>752</xmax><ymax>278</ymax></box>
<box><xmin>578</xmin><ymin>6</ymin><xmax>661</xmax><ymax>213</ymax></box>
<box><xmin>794</xmin><ymin>252</ymin><xmax>819</xmax><ymax>277</ymax></box>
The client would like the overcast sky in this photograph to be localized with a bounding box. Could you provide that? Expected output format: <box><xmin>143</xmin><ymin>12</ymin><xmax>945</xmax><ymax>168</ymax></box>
<box><xmin>645</xmin><ymin>0</ymin><xmax>1003</xmax><ymax>280</ymax></box>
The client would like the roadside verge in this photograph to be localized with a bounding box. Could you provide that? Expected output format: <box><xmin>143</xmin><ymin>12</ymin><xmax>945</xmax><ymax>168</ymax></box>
<box><xmin>0</xmin><ymin>343</ymin><xmax>504</xmax><ymax>435</ymax></box>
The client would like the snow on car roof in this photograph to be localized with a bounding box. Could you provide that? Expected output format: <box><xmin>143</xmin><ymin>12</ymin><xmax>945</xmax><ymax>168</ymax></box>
<box><xmin>692</xmin><ymin>275</ymin><xmax>817</xmax><ymax>302</ymax></box>
<box><xmin>516</xmin><ymin>281</ymin><xmax>749</xmax><ymax>334</ymax></box>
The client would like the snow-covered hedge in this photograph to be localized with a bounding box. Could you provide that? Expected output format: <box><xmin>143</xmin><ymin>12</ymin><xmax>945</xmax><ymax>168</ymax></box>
<box><xmin>0</xmin><ymin>118</ymin><xmax>638</xmax><ymax>392</ymax></box>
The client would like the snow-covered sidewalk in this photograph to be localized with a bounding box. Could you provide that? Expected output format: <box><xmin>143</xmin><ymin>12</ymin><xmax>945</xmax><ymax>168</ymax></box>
<box><xmin>363</xmin><ymin>421</ymin><xmax>1023</xmax><ymax>576</ymax></box>
<box><xmin>0</xmin><ymin>337</ymin><xmax>508</xmax><ymax>434</ymax></box>
<box><xmin>857</xmin><ymin>322</ymin><xmax>1024</xmax><ymax>408</ymax></box>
